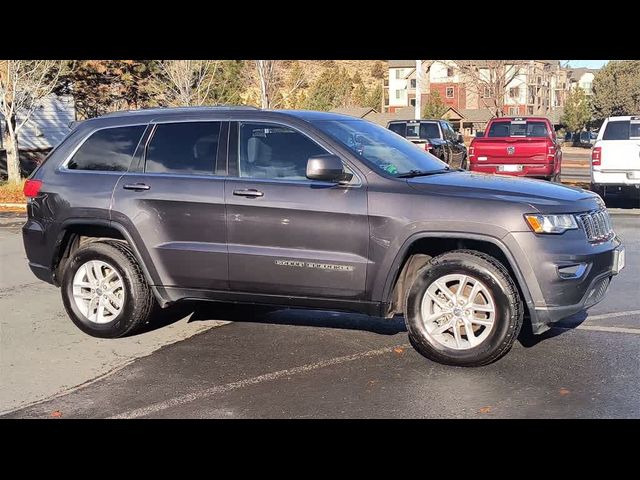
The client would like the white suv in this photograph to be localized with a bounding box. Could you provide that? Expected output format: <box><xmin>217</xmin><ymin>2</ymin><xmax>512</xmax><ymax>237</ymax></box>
<box><xmin>591</xmin><ymin>116</ymin><xmax>640</xmax><ymax>198</ymax></box>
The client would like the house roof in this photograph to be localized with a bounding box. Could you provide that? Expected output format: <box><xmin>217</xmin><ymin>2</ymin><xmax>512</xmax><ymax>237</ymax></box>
<box><xmin>388</xmin><ymin>60</ymin><xmax>415</xmax><ymax>68</ymax></box>
<box><xmin>329</xmin><ymin>107</ymin><xmax>376</xmax><ymax>118</ymax></box>
<box><xmin>459</xmin><ymin>108</ymin><xmax>494</xmax><ymax>122</ymax></box>
<box><xmin>568</xmin><ymin>68</ymin><xmax>598</xmax><ymax>81</ymax></box>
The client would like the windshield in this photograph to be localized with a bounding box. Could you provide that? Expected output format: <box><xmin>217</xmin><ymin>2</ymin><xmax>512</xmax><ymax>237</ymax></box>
<box><xmin>488</xmin><ymin>120</ymin><xmax>549</xmax><ymax>138</ymax></box>
<box><xmin>311</xmin><ymin>119</ymin><xmax>448</xmax><ymax>176</ymax></box>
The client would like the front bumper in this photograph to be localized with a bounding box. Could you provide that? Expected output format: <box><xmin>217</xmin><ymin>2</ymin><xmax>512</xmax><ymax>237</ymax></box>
<box><xmin>504</xmin><ymin>230</ymin><xmax>623</xmax><ymax>334</ymax></box>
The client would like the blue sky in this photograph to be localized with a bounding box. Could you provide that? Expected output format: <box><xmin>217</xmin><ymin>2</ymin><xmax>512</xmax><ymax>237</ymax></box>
<box><xmin>562</xmin><ymin>60</ymin><xmax>609</xmax><ymax>69</ymax></box>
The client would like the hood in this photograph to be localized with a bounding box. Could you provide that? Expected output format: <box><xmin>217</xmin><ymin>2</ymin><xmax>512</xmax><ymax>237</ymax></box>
<box><xmin>407</xmin><ymin>171</ymin><xmax>602</xmax><ymax>213</ymax></box>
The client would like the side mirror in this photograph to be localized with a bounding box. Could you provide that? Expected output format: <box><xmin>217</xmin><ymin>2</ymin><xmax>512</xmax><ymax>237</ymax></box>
<box><xmin>475</xmin><ymin>131</ymin><xmax>485</xmax><ymax>137</ymax></box>
<box><xmin>306</xmin><ymin>154</ymin><xmax>353</xmax><ymax>183</ymax></box>
<box><xmin>457</xmin><ymin>133</ymin><xmax>464</xmax><ymax>143</ymax></box>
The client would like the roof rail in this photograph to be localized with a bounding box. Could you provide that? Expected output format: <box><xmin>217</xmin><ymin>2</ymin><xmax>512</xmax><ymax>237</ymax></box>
<box><xmin>101</xmin><ymin>105</ymin><xmax>259</xmax><ymax>117</ymax></box>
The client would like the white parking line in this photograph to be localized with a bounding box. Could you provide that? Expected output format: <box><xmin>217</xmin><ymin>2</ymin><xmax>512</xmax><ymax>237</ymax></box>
<box><xmin>574</xmin><ymin>325</ymin><xmax>640</xmax><ymax>335</ymax></box>
<box><xmin>109</xmin><ymin>343</ymin><xmax>411</xmax><ymax>419</ymax></box>
<box><xmin>585</xmin><ymin>310</ymin><xmax>640</xmax><ymax>321</ymax></box>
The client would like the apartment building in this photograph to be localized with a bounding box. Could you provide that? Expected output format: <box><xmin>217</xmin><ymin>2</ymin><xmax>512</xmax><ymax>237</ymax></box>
<box><xmin>387</xmin><ymin>60</ymin><xmax>582</xmax><ymax>119</ymax></box>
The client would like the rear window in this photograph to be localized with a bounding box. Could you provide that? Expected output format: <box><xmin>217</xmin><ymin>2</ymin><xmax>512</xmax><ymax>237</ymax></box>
<box><xmin>145</xmin><ymin>122</ymin><xmax>221</xmax><ymax>175</ymax></box>
<box><xmin>603</xmin><ymin>120</ymin><xmax>640</xmax><ymax>140</ymax></box>
<box><xmin>67</xmin><ymin>125</ymin><xmax>145</xmax><ymax>171</ymax></box>
<box><xmin>487</xmin><ymin>120</ymin><xmax>549</xmax><ymax>138</ymax></box>
<box><xmin>388</xmin><ymin>123</ymin><xmax>406</xmax><ymax>137</ymax></box>
<box><xmin>603</xmin><ymin>121</ymin><xmax>629</xmax><ymax>140</ymax></box>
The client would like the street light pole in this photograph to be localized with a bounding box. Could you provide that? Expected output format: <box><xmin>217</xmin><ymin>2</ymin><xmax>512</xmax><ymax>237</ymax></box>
<box><xmin>415</xmin><ymin>60</ymin><xmax>422</xmax><ymax>120</ymax></box>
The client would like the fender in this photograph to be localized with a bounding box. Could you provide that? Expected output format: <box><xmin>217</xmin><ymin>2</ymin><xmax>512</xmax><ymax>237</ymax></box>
<box><xmin>56</xmin><ymin>218</ymin><xmax>170</xmax><ymax>307</ymax></box>
<box><xmin>380</xmin><ymin>231</ymin><xmax>539</xmax><ymax>329</ymax></box>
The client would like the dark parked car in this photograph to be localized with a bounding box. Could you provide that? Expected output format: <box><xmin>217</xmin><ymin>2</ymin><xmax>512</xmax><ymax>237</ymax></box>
<box><xmin>22</xmin><ymin>107</ymin><xmax>624</xmax><ymax>366</ymax></box>
<box><xmin>387</xmin><ymin>119</ymin><xmax>468</xmax><ymax>168</ymax></box>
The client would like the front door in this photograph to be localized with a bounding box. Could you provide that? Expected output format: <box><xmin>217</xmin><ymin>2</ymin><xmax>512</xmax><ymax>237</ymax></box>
<box><xmin>112</xmin><ymin>120</ymin><xmax>228</xmax><ymax>291</ymax></box>
<box><xmin>225</xmin><ymin>121</ymin><xmax>369</xmax><ymax>300</ymax></box>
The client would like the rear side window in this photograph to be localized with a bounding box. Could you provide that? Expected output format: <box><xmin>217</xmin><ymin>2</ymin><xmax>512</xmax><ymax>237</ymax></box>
<box><xmin>487</xmin><ymin>120</ymin><xmax>548</xmax><ymax>138</ymax></box>
<box><xmin>67</xmin><ymin>125</ymin><xmax>145</xmax><ymax>171</ymax></box>
<box><xmin>145</xmin><ymin>122</ymin><xmax>220</xmax><ymax>175</ymax></box>
<box><xmin>603</xmin><ymin>121</ymin><xmax>630</xmax><ymax>140</ymax></box>
<box><xmin>420</xmin><ymin>122</ymin><xmax>440</xmax><ymax>139</ymax></box>
<box><xmin>389</xmin><ymin>123</ymin><xmax>407</xmax><ymax>137</ymax></box>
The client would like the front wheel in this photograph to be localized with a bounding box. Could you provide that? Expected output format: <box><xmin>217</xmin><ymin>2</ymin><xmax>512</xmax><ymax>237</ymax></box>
<box><xmin>405</xmin><ymin>250</ymin><xmax>523</xmax><ymax>367</ymax></box>
<box><xmin>460</xmin><ymin>154</ymin><xmax>469</xmax><ymax>170</ymax></box>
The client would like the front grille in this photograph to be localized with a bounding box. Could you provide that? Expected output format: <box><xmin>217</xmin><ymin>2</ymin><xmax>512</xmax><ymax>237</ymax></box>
<box><xmin>577</xmin><ymin>209</ymin><xmax>614</xmax><ymax>243</ymax></box>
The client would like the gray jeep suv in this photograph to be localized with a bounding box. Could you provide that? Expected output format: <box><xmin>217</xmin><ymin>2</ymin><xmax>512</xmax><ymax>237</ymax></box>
<box><xmin>22</xmin><ymin>107</ymin><xmax>625</xmax><ymax>366</ymax></box>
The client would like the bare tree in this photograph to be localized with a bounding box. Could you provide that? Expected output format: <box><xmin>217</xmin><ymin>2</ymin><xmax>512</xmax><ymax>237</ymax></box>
<box><xmin>0</xmin><ymin>60</ymin><xmax>63</xmax><ymax>183</ymax></box>
<box><xmin>255</xmin><ymin>60</ymin><xmax>279</xmax><ymax>109</ymax></box>
<box><xmin>253</xmin><ymin>60</ymin><xmax>308</xmax><ymax>109</ymax></box>
<box><xmin>153</xmin><ymin>60</ymin><xmax>221</xmax><ymax>106</ymax></box>
<box><xmin>446</xmin><ymin>60</ymin><xmax>526</xmax><ymax>117</ymax></box>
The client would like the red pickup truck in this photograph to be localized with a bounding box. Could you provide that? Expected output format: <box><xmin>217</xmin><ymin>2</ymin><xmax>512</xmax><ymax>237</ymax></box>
<box><xmin>468</xmin><ymin>117</ymin><xmax>562</xmax><ymax>182</ymax></box>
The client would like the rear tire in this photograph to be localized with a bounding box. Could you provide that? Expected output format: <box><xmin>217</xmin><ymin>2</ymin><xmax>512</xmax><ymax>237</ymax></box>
<box><xmin>404</xmin><ymin>250</ymin><xmax>523</xmax><ymax>367</ymax></box>
<box><xmin>61</xmin><ymin>240</ymin><xmax>155</xmax><ymax>338</ymax></box>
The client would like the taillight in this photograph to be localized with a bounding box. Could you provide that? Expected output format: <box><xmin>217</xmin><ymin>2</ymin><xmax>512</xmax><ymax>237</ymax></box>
<box><xmin>591</xmin><ymin>146</ymin><xmax>602</xmax><ymax>166</ymax></box>
<box><xmin>548</xmin><ymin>144</ymin><xmax>556</xmax><ymax>156</ymax></box>
<box><xmin>423</xmin><ymin>143</ymin><xmax>433</xmax><ymax>152</ymax></box>
<box><xmin>23</xmin><ymin>179</ymin><xmax>43</xmax><ymax>198</ymax></box>
<box><xmin>469</xmin><ymin>146</ymin><xmax>475</xmax><ymax>158</ymax></box>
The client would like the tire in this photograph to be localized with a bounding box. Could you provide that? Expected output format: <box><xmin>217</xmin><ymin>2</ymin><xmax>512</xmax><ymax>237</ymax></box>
<box><xmin>404</xmin><ymin>249</ymin><xmax>523</xmax><ymax>367</ymax></box>
<box><xmin>591</xmin><ymin>183</ymin><xmax>605</xmax><ymax>199</ymax></box>
<box><xmin>61</xmin><ymin>240</ymin><xmax>155</xmax><ymax>338</ymax></box>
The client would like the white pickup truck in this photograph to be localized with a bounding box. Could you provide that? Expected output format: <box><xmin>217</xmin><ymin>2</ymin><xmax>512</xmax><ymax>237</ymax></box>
<box><xmin>591</xmin><ymin>116</ymin><xmax>640</xmax><ymax>199</ymax></box>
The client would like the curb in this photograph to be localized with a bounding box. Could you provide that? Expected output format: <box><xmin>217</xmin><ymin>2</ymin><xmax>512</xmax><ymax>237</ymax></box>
<box><xmin>0</xmin><ymin>203</ymin><xmax>27</xmax><ymax>208</ymax></box>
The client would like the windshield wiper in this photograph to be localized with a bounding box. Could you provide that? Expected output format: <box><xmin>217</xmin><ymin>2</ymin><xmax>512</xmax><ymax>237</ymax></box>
<box><xmin>396</xmin><ymin>167</ymin><xmax>452</xmax><ymax>178</ymax></box>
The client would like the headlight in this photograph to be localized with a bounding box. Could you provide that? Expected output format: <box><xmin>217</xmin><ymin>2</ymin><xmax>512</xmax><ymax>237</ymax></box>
<box><xmin>524</xmin><ymin>214</ymin><xmax>578</xmax><ymax>234</ymax></box>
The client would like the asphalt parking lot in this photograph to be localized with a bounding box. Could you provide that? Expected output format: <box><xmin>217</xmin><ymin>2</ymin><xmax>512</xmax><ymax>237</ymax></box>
<box><xmin>1</xmin><ymin>195</ymin><xmax>638</xmax><ymax>419</ymax></box>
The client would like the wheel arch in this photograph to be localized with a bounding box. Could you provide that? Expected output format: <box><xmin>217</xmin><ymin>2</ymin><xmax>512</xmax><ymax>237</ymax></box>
<box><xmin>382</xmin><ymin>232</ymin><xmax>536</xmax><ymax>323</ymax></box>
<box><xmin>53</xmin><ymin>218</ymin><xmax>169</xmax><ymax>307</ymax></box>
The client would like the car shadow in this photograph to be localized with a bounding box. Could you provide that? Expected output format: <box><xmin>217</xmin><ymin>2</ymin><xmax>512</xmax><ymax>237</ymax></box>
<box><xmin>139</xmin><ymin>301</ymin><xmax>594</xmax><ymax>346</ymax></box>
<box><xmin>602</xmin><ymin>192</ymin><xmax>640</xmax><ymax>210</ymax></box>
<box><xmin>138</xmin><ymin>301</ymin><xmax>408</xmax><ymax>336</ymax></box>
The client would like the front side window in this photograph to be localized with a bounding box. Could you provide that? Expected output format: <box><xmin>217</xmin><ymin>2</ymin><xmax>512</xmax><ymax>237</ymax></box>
<box><xmin>145</xmin><ymin>122</ymin><xmax>220</xmax><ymax>175</ymax></box>
<box><xmin>67</xmin><ymin>125</ymin><xmax>145</xmax><ymax>171</ymax></box>
<box><xmin>311</xmin><ymin>119</ymin><xmax>448</xmax><ymax>177</ymax></box>
<box><xmin>238</xmin><ymin>122</ymin><xmax>327</xmax><ymax>180</ymax></box>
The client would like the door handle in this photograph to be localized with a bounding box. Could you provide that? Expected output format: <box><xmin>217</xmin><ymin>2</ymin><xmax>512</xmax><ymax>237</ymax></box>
<box><xmin>123</xmin><ymin>183</ymin><xmax>151</xmax><ymax>191</ymax></box>
<box><xmin>233</xmin><ymin>189</ymin><xmax>264</xmax><ymax>198</ymax></box>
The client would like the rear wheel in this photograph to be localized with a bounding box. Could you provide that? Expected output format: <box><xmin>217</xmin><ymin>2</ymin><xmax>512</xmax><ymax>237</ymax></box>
<box><xmin>61</xmin><ymin>240</ymin><xmax>155</xmax><ymax>338</ymax></box>
<box><xmin>405</xmin><ymin>250</ymin><xmax>523</xmax><ymax>367</ymax></box>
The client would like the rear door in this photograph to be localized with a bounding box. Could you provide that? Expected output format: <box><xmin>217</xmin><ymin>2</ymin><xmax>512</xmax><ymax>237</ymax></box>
<box><xmin>111</xmin><ymin>120</ymin><xmax>229</xmax><ymax>291</ymax></box>
<box><xmin>598</xmin><ymin>118</ymin><xmax>640</xmax><ymax>173</ymax></box>
<box><xmin>224</xmin><ymin>120</ymin><xmax>369</xmax><ymax>300</ymax></box>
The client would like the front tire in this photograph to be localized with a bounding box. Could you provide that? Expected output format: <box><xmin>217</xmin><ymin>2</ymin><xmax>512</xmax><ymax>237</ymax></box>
<box><xmin>405</xmin><ymin>250</ymin><xmax>523</xmax><ymax>367</ymax></box>
<box><xmin>61</xmin><ymin>240</ymin><xmax>155</xmax><ymax>338</ymax></box>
